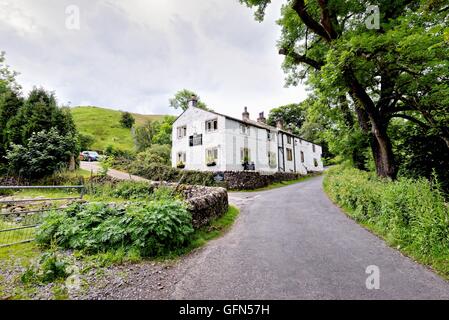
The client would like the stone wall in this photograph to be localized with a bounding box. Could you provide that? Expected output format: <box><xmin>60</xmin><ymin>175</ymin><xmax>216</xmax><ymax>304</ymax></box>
<box><xmin>222</xmin><ymin>171</ymin><xmax>304</xmax><ymax>190</ymax></box>
<box><xmin>150</xmin><ymin>181</ymin><xmax>228</xmax><ymax>229</ymax></box>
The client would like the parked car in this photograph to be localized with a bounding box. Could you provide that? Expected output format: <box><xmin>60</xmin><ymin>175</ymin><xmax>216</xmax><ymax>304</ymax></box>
<box><xmin>80</xmin><ymin>151</ymin><xmax>100</xmax><ymax>162</ymax></box>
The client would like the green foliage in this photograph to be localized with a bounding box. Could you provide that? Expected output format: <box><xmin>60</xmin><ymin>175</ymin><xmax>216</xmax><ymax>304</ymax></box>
<box><xmin>100</xmin><ymin>181</ymin><xmax>153</xmax><ymax>200</ymax></box>
<box><xmin>131</xmin><ymin>144</ymin><xmax>172</xmax><ymax>168</ymax></box>
<box><xmin>78</xmin><ymin>133</ymin><xmax>95</xmax><ymax>151</ymax></box>
<box><xmin>241</xmin><ymin>0</ymin><xmax>449</xmax><ymax>179</ymax></box>
<box><xmin>119</xmin><ymin>111</ymin><xmax>135</xmax><ymax>129</ymax></box>
<box><xmin>130</xmin><ymin>162</ymin><xmax>216</xmax><ymax>186</ymax></box>
<box><xmin>98</xmin><ymin>156</ymin><xmax>114</xmax><ymax>177</ymax></box>
<box><xmin>267</xmin><ymin>102</ymin><xmax>305</xmax><ymax>134</ymax></box>
<box><xmin>5</xmin><ymin>87</ymin><xmax>76</xmax><ymax>147</ymax></box>
<box><xmin>324</xmin><ymin>165</ymin><xmax>449</xmax><ymax>261</ymax></box>
<box><xmin>0</xmin><ymin>54</ymin><xmax>23</xmax><ymax>163</ymax></box>
<box><xmin>133</xmin><ymin>116</ymin><xmax>176</xmax><ymax>152</ymax></box>
<box><xmin>36</xmin><ymin>200</ymin><xmax>194</xmax><ymax>257</ymax></box>
<box><xmin>169</xmin><ymin>89</ymin><xmax>208</xmax><ymax>111</ymax></box>
<box><xmin>5</xmin><ymin>128</ymin><xmax>78</xmax><ymax>180</ymax></box>
<box><xmin>21</xmin><ymin>251</ymin><xmax>71</xmax><ymax>285</ymax></box>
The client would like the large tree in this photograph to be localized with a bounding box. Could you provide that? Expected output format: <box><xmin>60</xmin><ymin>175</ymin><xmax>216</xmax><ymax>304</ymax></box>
<box><xmin>240</xmin><ymin>0</ymin><xmax>449</xmax><ymax>179</ymax></box>
<box><xmin>169</xmin><ymin>89</ymin><xmax>208</xmax><ymax>111</ymax></box>
<box><xmin>267</xmin><ymin>102</ymin><xmax>306</xmax><ymax>134</ymax></box>
<box><xmin>0</xmin><ymin>52</ymin><xmax>23</xmax><ymax>163</ymax></box>
<box><xmin>5</xmin><ymin>87</ymin><xmax>77</xmax><ymax>146</ymax></box>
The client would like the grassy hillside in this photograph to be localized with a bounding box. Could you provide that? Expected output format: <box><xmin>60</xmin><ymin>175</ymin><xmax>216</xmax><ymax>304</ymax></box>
<box><xmin>71</xmin><ymin>106</ymin><xmax>166</xmax><ymax>152</ymax></box>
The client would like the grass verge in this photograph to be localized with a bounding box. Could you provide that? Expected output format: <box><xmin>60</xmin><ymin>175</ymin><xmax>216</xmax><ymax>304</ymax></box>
<box><xmin>323</xmin><ymin>165</ymin><xmax>449</xmax><ymax>280</ymax></box>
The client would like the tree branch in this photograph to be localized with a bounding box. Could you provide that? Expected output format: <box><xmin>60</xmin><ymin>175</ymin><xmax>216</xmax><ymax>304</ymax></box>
<box><xmin>389</xmin><ymin>113</ymin><xmax>429</xmax><ymax>129</ymax></box>
<box><xmin>292</xmin><ymin>0</ymin><xmax>332</xmax><ymax>42</ymax></box>
<box><xmin>279</xmin><ymin>47</ymin><xmax>324</xmax><ymax>70</ymax></box>
<box><xmin>317</xmin><ymin>0</ymin><xmax>339</xmax><ymax>39</ymax></box>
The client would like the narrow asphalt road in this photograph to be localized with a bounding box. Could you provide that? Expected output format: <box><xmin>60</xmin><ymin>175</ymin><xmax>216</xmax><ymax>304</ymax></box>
<box><xmin>171</xmin><ymin>175</ymin><xmax>449</xmax><ymax>300</ymax></box>
<box><xmin>79</xmin><ymin>163</ymin><xmax>449</xmax><ymax>299</ymax></box>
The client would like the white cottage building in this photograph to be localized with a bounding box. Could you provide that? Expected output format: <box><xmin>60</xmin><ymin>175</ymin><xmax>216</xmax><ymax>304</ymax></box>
<box><xmin>171</xmin><ymin>103</ymin><xmax>324</xmax><ymax>174</ymax></box>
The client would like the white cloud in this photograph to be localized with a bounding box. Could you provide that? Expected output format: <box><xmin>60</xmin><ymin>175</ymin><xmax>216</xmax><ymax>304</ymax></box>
<box><xmin>0</xmin><ymin>0</ymin><xmax>308</xmax><ymax>119</ymax></box>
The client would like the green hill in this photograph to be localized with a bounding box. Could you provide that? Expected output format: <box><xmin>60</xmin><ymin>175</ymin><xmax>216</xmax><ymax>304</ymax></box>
<box><xmin>71</xmin><ymin>106</ymin><xmax>166</xmax><ymax>152</ymax></box>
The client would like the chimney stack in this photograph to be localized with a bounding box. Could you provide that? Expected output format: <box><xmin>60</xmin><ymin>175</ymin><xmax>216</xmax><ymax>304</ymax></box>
<box><xmin>257</xmin><ymin>112</ymin><xmax>266</xmax><ymax>123</ymax></box>
<box><xmin>189</xmin><ymin>95</ymin><xmax>198</xmax><ymax>108</ymax></box>
<box><xmin>242</xmin><ymin>106</ymin><xmax>250</xmax><ymax>121</ymax></box>
<box><xmin>276</xmin><ymin>119</ymin><xmax>284</xmax><ymax>130</ymax></box>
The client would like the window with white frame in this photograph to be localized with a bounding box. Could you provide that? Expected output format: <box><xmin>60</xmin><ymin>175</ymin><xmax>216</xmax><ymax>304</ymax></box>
<box><xmin>177</xmin><ymin>152</ymin><xmax>186</xmax><ymax>162</ymax></box>
<box><xmin>268</xmin><ymin>151</ymin><xmax>277</xmax><ymax>168</ymax></box>
<box><xmin>314</xmin><ymin>158</ymin><xmax>318</xmax><ymax>167</ymax></box>
<box><xmin>300</xmin><ymin>151</ymin><xmax>305</xmax><ymax>163</ymax></box>
<box><xmin>286</xmin><ymin>148</ymin><xmax>293</xmax><ymax>161</ymax></box>
<box><xmin>206</xmin><ymin>119</ymin><xmax>218</xmax><ymax>132</ymax></box>
<box><xmin>206</xmin><ymin>148</ymin><xmax>218</xmax><ymax>164</ymax></box>
<box><xmin>240</xmin><ymin>124</ymin><xmax>250</xmax><ymax>135</ymax></box>
<box><xmin>312</xmin><ymin>144</ymin><xmax>316</xmax><ymax>152</ymax></box>
<box><xmin>177</xmin><ymin>126</ymin><xmax>187</xmax><ymax>139</ymax></box>
<box><xmin>287</xmin><ymin>135</ymin><xmax>292</xmax><ymax>144</ymax></box>
<box><xmin>241</xmin><ymin>147</ymin><xmax>251</xmax><ymax>162</ymax></box>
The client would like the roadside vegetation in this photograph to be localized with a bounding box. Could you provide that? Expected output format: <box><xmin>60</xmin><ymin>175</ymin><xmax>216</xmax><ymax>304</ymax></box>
<box><xmin>324</xmin><ymin>165</ymin><xmax>449</xmax><ymax>279</ymax></box>
<box><xmin>0</xmin><ymin>178</ymin><xmax>240</xmax><ymax>299</ymax></box>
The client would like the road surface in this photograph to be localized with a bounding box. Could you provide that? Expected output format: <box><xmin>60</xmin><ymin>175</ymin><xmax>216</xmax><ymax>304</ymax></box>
<box><xmin>79</xmin><ymin>162</ymin><xmax>449</xmax><ymax>299</ymax></box>
<box><xmin>171</xmin><ymin>175</ymin><xmax>449</xmax><ymax>299</ymax></box>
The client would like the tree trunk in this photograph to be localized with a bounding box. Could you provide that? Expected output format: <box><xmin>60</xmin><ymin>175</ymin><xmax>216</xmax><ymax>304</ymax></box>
<box><xmin>338</xmin><ymin>95</ymin><xmax>368</xmax><ymax>170</ymax></box>
<box><xmin>370</xmin><ymin>120</ymin><xmax>397</xmax><ymax>179</ymax></box>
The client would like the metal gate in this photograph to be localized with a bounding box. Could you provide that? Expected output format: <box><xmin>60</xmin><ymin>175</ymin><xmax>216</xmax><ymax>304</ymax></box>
<box><xmin>0</xmin><ymin>185</ymin><xmax>85</xmax><ymax>248</ymax></box>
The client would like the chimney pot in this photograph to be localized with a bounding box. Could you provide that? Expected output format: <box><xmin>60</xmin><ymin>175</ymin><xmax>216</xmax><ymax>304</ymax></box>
<box><xmin>276</xmin><ymin>119</ymin><xmax>284</xmax><ymax>129</ymax></box>
<box><xmin>242</xmin><ymin>106</ymin><xmax>250</xmax><ymax>121</ymax></box>
<box><xmin>257</xmin><ymin>111</ymin><xmax>266</xmax><ymax>123</ymax></box>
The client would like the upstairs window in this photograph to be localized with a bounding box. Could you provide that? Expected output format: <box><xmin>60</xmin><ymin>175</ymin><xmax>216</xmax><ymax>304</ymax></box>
<box><xmin>300</xmin><ymin>151</ymin><xmax>305</xmax><ymax>163</ymax></box>
<box><xmin>240</xmin><ymin>124</ymin><xmax>250</xmax><ymax>135</ymax></box>
<box><xmin>312</xmin><ymin>144</ymin><xmax>316</xmax><ymax>152</ymax></box>
<box><xmin>189</xmin><ymin>134</ymin><xmax>203</xmax><ymax>146</ymax></box>
<box><xmin>267</xmin><ymin>130</ymin><xmax>273</xmax><ymax>141</ymax></box>
<box><xmin>287</xmin><ymin>136</ymin><xmax>292</xmax><ymax>144</ymax></box>
<box><xmin>206</xmin><ymin>119</ymin><xmax>218</xmax><ymax>132</ymax></box>
<box><xmin>286</xmin><ymin>148</ymin><xmax>293</xmax><ymax>161</ymax></box>
<box><xmin>177</xmin><ymin>126</ymin><xmax>187</xmax><ymax>139</ymax></box>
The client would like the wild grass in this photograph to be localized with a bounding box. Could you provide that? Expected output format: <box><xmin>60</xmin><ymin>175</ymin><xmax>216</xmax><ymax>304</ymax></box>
<box><xmin>323</xmin><ymin>165</ymin><xmax>449</xmax><ymax>279</ymax></box>
<box><xmin>71</xmin><ymin>106</ymin><xmax>165</xmax><ymax>151</ymax></box>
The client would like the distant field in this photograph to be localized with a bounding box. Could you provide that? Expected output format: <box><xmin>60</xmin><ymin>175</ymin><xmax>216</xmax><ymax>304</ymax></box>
<box><xmin>71</xmin><ymin>106</ymin><xmax>166</xmax><ymax>152</ymax></box>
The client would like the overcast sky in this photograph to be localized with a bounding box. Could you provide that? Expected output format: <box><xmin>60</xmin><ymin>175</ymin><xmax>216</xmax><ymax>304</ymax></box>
<box><xmin>1</xmin><ymin>0</ymin><xmax>308</xmax><ymax>119</ymax></box>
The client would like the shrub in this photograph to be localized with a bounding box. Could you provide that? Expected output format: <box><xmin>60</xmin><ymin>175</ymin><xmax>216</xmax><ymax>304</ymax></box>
<box><xmin>120</xmin><ymin>111</ymin><xmax>135</xmax><ymax>129</ymax></box>
<box><xmin>5</xmin><ymin>128</ymin><xmax>78</xmax><ymax>180</ymax></box>
<box><xmin>36</xmin><ymin>200</ymin><xmax>194</xmax><ymax>257</ymax></box>
<box><xmin>21</xmin><ymin>251</ymin><xmax>72</xmax><ymax>284</ymax></box>
<box><xmin>109</xmin><ymin>181</ymin><xmax>153</xmax><ymax>200</ymax></box>
<box><xmin>130</xmin><ymin>162</ymin><xmax>216</xmax><ymax>186</ymax></box>
<box><xmin>324</xmin><ymin>165</ymin><xmax>449</xmax><ymax>257</ymax></box>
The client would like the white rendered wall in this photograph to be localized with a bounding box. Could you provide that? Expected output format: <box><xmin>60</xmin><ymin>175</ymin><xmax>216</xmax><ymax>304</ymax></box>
<box><xmin>172</xmin><ymin>107</ymin><xmax>226</xmax><ymax>171</ymax></box>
